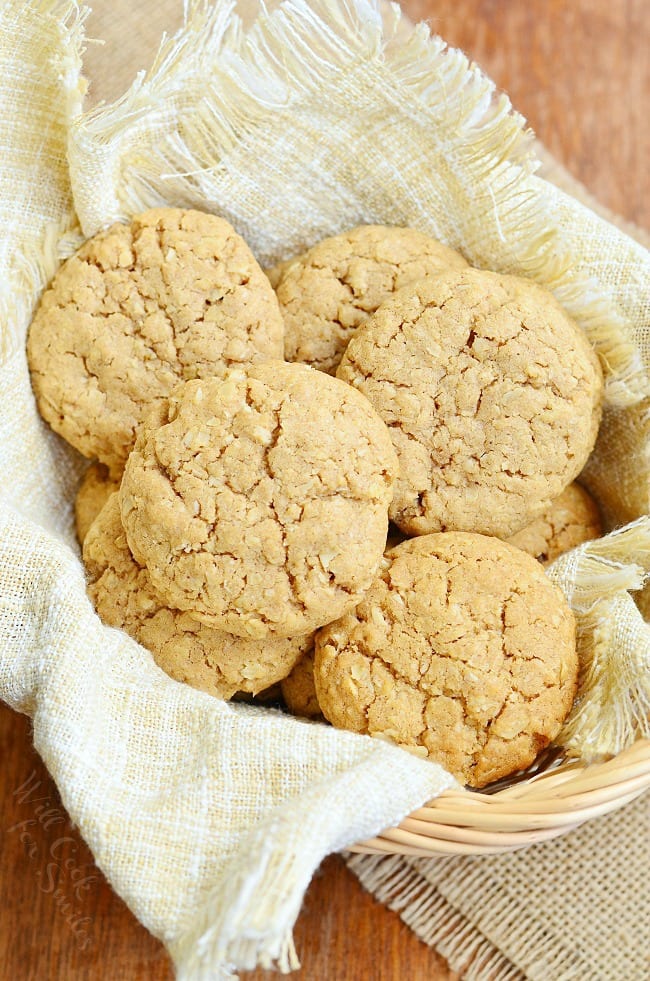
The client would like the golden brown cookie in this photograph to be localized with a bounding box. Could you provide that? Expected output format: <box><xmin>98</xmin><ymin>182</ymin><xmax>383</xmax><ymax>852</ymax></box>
<box><xmin>119</xmin><ymin>361</ymin><xmax>399</xmax><ymax>639</ymax></box>
<box><xmin>269</xmin><ymin>225</ymin><xmax>467</xmax><ymax>375</ymax></box>
<box><xmin>281</xmin><ymin>648</ymin><xmax>323</xmax><ymax>720</ymax></box>
<box><xmin>28</xmin><ymin>208</ymin><xmax>284</xmax><ymax>476</ymax></box>
<box><xmin>314</xmin><ymin>533</ymin><xmax>578</xmax><ymax>787</ymax></box>
<box><xmin>83</xmin><ymin>494</ymin><xmax>309</xmax><ymax>700</ymax></box>
<box><xmin>337</xmin><ymin>269</ymin><xmax>603</xmax><ymax>538</ymax></box>
<box><xmin>74</xmin><ymin>462</ymin><xmax>120</xmax><ymax>544</ymax></box>
<box><xmin>506</xmin><ymin>482</ymin><xmax>602</xmax><ymax>565</ymax></box>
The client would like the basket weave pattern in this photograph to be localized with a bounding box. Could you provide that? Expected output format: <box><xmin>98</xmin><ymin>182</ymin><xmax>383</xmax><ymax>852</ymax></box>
<box><xmin>352</xmin><ymin>739</ymin><xmax>650</xmax><ymax>856</ymax></box>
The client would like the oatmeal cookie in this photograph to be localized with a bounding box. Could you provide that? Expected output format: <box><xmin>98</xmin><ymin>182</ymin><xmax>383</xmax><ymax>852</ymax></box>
<box><xmin>507</xmin><ymin>482</ymin><xmax>602</xmax><ymax>565</ymax></box>
<box><xmin>119</xmin><ymin>361</ymin><xmax>399</xmax><ymax>639</ymax></box>
<box><xmin>269</xmin><ymin>225</ymin><xmax>467</xmax><ymax>375</ymax></box>
<box><xmin>314</xmin><ymin>532</ymin><xmax>578</xmax><ymax>787</ymax></box>
<box><xmin>75</xmin><ymin>462</ymin><xmax>120</xmax><ymax>544</ymax></box>
<box><xmin>281</xmin><ymin>648</ymin><xmax>322</xmax><ymax>720</ymax></box>
<box><xmin>83</xmin><ymin>494</ymin><xmax>309</xmax><ymax>699</ymax></box>
<box><xmin>28</xmin><ymin>208</ymin><xmax>284</xmax><ymax>476</ymax></box>
<box><xmin>337</xmin><ymin>269</ymin><xmax>603</xmax><ymax>538</ymax></box>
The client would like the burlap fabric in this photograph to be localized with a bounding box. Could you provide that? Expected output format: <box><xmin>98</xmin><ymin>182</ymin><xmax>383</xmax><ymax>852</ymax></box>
<box><xmin>1</xmin><ymin>1</ymin><xmax>648</xmax><ymax>978</ymax></box>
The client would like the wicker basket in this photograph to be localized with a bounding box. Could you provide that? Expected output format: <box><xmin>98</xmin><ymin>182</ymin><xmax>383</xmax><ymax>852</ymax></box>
<box><xmin>350</xmin><ymin>738</ymin><xmax>650</xmax><ymax>856</ymax></box>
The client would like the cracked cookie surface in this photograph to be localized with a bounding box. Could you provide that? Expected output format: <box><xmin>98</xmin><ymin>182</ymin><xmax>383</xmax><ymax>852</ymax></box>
<box><xmin>507</xmin><ymin>482</ymin><xmax>602</xmax><ymax>565</ymax></box>
<box><xmin>314</xmin><ymin>532</ymin><xmax>578</xmax><ymax>787</ymax></box>
<box><xmin>28</xmin><ymin>208</ymin><xmax>284</xmax><ymax>475</ymax></box>
<box><xmin>268</xmin><ymin>225</ymin><xmax>467</xmax><ymax>375</ymax></box>
<box><xmin>337</xmin><ymin>268</ymin><xmax>604</xmax><ymax>538</ymax></box>
<box><xmin>84</xmin><ymin>494</ymin><xmax>309</xmax><ymax>699</ymax></box>
<box><xmin>119</xmin><ymin>361</ymin><xmax>399</xmax><ymax>638</ymax></box>
<box><xmin>75</xmin><ymin>461</ymin><xmax>120</xmax><ymax>544</ymax></box>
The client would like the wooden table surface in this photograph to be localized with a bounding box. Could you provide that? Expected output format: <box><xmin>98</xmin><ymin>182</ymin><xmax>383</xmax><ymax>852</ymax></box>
<box><xmin>1</xmin><ymin>2</ymin><xmax>647</xmax><ymax>979</ymax></box>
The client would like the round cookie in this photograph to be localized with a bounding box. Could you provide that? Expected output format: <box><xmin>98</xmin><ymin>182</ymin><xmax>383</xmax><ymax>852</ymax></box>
<box><xmin>119</xmin><ymin>361</ymin><xmax>399</xmax><ymax>639</ymax></box>
<box><xmin>83</xmin><ymin>494</ymin><xmax>309</xmax><ymax>700</ymax></box>
<box><xmin>28</xmin><ymin>208</ymin><xmax>284</xmax><ymax>476</ymax></box>
<box><xmin>314</xmin><ymin>533</ymin><xmax>578</xmax><ymax>788</ymax></box>
<box><xmin>74</xmin><ymin>462</ymin><xmax>120</xmax><ymax>544</ymax></box>
<box><xmin>269</xmin><ymin>225</ymin><xmax>467</xmax><ymax>375</ymax></box>
<box><xmin>281</xmin><ymin>649</ymin><xmax>323</xmax><ymax>720</ymax></box>
<box><xmin>506</xmin><ymin>482</ymin><xmax>602</xmax><ymax>566</ymax></box>
<box><xmin>337</xmin><ymin>269</ymin><xmax>603</xmax><ymax>538</ymax></box>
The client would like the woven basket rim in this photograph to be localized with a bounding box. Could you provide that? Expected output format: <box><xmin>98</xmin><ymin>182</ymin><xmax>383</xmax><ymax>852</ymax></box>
<box><xmin>351</xmin><ymin>737</ymin><xmax>650</xmax><ymax>856</ymax></box>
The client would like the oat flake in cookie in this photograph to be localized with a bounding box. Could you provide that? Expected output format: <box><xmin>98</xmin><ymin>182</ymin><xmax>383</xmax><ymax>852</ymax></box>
<box><xmin>119</xmin><ymin>361</ymin><xmax>399</xmax><ymax>639</ymax></box>
<box><xmin>269</xmin><ymin>225</ymin><xmax>467</xmax><ymax>375</ymax></box>
<box><xmin>84</xmin><ymin>494</ymin><xmax>310</xmax><ymax>700</ymax></box>
<box><xmin>337</xmin><ymin>268</ymin><xmax>604</xmax><ymax>539</ymax></box>
<box><xmin>314</xmin><ymin>533</ymin><xmax>578</xmax><ymax>788</ymax></box>
<box><xmin>28</xmin><ymin>208</ymin><xmax>284</xmax><ymax>476</ymax></box>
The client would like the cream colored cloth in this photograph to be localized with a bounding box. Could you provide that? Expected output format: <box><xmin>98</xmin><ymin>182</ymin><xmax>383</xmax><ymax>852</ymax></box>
<box><xmin>1</xmin><ymin>2</ymin><xmax>649</xmax><ymax>979</ymax></box>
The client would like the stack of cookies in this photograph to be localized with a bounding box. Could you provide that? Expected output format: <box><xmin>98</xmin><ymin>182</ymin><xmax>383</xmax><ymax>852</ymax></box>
<box><xmin>28</xmin><ymin>209</ymin><xmax>605</xmax><ymax>787</ymax></box>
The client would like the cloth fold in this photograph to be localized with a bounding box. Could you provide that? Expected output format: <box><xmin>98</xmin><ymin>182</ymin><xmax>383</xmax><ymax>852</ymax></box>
<box><xmin>1</xmin><ymin>1</ymin><xmax>648</xmax><ymax>978</ymax></box>
<box><xmin>1</xmin><ymin>504</ymin><xmax>456</xmax><ymax>978</ymax></box>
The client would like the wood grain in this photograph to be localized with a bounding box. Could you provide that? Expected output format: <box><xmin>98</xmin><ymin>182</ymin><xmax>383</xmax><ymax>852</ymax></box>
<box><xmin>2</xmin><ymin>2</ymin><xmax>647</xmax><ymax>979</ymax></box>
<box><xmin>403</xmin><ymin>0</ymin><xmax>649</xmax><ymax>229</ymax></box>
